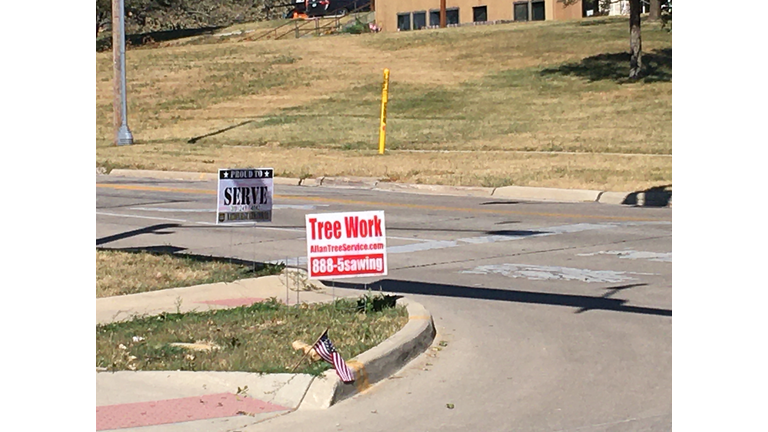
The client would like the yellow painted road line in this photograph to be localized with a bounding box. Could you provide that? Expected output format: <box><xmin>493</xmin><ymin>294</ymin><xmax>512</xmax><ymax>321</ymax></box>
<box><xmin>96</xmin><ymin>183</ymin><xmax>668</xmax><ymax>222</ymax></box>
<box><xmin>97</xmin><ymin>184</ymin><xmax>215</xmax><ymax>195</ymax></box>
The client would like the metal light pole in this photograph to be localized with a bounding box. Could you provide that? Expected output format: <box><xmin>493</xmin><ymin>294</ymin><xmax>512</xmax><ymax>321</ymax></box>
<box><xmin>112</xmin><ymin>0</ymin><xmax>133</xmax><ymax>145</ymax></box>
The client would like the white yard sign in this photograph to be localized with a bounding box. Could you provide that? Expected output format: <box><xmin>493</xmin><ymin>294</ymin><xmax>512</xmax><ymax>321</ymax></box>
<box><xmin>305</xmin><ymin>211</ymin><xmax>387</xmax><ymax>279</ymax></box>
<box><xmin>216</xmin><ymin>168</ymin><xmax>273</xmax><ymax>223</ymax></box>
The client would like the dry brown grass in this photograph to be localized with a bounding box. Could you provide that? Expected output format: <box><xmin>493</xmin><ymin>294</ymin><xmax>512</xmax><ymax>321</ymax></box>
<box><xmin>99</xmin><ymin>146</ymin><xmax>670</xmax><ymax>191</ymax></box>
<box><xmin>96</xmin><ymin>249</ymin><xmax>281</xmax><ymax>298</ymax></box>
<box><xmin>96</xmin><ymin>16</ymin><xmax>672</xmax><ymax>192</ymax></box>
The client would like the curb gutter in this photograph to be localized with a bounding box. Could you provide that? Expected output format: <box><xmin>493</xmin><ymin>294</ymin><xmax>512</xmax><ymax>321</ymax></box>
<box><xmin>104</xmin><ymin>169</ymin><xmax>670</xmax><ymax>206</ymax></box>
<box><xmin>299</xmin><ymin>297</ymin><xmax>436</xmax><ymax>410</ymax></box>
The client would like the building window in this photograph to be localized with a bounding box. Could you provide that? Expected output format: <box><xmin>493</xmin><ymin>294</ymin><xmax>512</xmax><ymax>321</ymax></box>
<box><xmin>429</xmin><ymin>9</ymin><xmax>441</xmax><ymax>27</ymax></box>
<box><xmin>413</xmin><ymin>11</ymin><xmax>427</xmax><ymax>29</ymax></box>
<box><xmin>514</xmin><ymin>1</ymin><xmax>545</xmax><ymax>21</ymax></box>
<box><xmin>473</xmin><ymin>6</ymin><xmax>488</xmax><ymax>22</ymax></box>
<box><xmin>514</xmin><ymin>2</ymin><xmax>528</xmax><ymax>21</ymax></box>
<box><xmin>582</xmin><ymin>0</ymin><xmax>597</xmax><ymax>16</ymax></box>
<box><xmin>397</xmin><ymin>13</ymin><xmax>411</xmax><ymax>31</ymax></box>
<box><xmin>446</xmin><ymin>7</ymin><xmax>460</xmax><ymax>25</ymax></box>
<box><xmin>532</xmin><ymin>1</ymin><xmax>545</xmax><ymax>20</ymax></box>
<box><xmin>425</xmin><ymin>8</ymin><xmax>459</xmax><ymax>27</ymax></box>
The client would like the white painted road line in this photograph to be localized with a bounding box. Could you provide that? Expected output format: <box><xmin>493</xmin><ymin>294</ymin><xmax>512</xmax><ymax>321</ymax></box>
<box><xmin>129</xmin><ymin>207</ymin><xmax>217</xmax><ymax>213</ymax></box>
<box><xmin>387</xmin><ymin>240</ymin><xmax>459</xmax><ymax>254</ymax></box>
<box><xmin>96</xmin><ymin>211</ymin><xmax>306</xmax><ymax>232</ymax></box>
<box><xmin>388</xmin><ymin>223</ymin><xmax>618</xmax><ymax>254</ymax></box>
<box><xmin>95</xmin><ymin>212</ymin><xmax>190</xmax><ymax>224</ymax></box>
<box><xmin>577</xmin><ymin>250</ymin><xmax>672</xmax><ymax>263</ymax></box>
<box><xmin>462</xmin><ymin>263</ymin><xmax>657</xmax><ymax>283</ymax></box>
<box><xmin>128</xmin><ymin>204</ymin><xmax>329</xmax><ymax>212</ymax></box>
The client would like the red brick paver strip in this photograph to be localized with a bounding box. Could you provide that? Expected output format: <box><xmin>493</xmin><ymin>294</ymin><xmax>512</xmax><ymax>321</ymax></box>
<box><xmin>196</xmin><ymin>297</ymin><xmax>265</xmax><ymax>307</ymax></box>
<box><xmin>96</xmin><ymin>392</ymin><xmax>288</xmax><ymax>430</ymax></box>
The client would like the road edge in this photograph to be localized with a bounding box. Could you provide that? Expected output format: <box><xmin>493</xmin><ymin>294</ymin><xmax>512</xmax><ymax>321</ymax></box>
<box><xmin>103</xmin><ymin>169</ymin><xmax>670</xmax><ymax>207</ymax></box>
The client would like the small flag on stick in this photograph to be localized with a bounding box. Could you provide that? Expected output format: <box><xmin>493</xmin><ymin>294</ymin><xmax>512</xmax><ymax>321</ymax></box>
<box><xmin>313</xmin><ymin>329</ymin><xmax>355</xmax><ymax>383</ymax></box>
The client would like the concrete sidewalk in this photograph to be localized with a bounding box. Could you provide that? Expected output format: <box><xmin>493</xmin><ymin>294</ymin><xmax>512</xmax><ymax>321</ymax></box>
<box><xmin>97</xmin><ymin>273</ymin><xmax>335</xmax><ymax>325</ymax></box>
<box><xmin>97</xmin><ymin>272</ymin><xmax>435</xmax><ymax>431</ymax></box>
<box><xmin>96</xmin><ymin>272</ymin><xmax>435</xmax><ymax>432</ymax></box>
<box><xmin>96</xmin><ymin>372</ymin><xmax>313</xmax><ymax>431</ymax></box>
<box><xmin>96</xmin><ymin>274</ymin><xmax>342</xmax><ymax>431</ymax></box>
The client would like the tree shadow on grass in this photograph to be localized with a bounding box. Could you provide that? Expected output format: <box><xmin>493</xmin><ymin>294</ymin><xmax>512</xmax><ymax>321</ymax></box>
<box><xmin>96</xmin><ymin>26</ymin><xmax>224</xmax><ymax>52</ymax></box>
<box><xmin>540</xmin><ymin>48</ymin><xmax>672</xmax><ymax>83</ymax></box>
<box><xmin>577</xmin><ymin>18</ymin><xmax>616</xmax><ymax>27</ymax></box>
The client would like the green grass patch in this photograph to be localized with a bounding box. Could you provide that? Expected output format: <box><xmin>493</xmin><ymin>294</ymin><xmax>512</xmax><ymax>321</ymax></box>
<box><xmin>96</xmin><ymin>294</ymin><xmax>407</xmax><ymax>374</ymax></box>
<box><xmin>247</xmin><ymin>61</ymin><xmax>670</xmax><ymax>155</ymax></box>
<box><xmin>97</xmin><ymin>249</ymin><xmax>284</xmax><ymax>298</ymax></box>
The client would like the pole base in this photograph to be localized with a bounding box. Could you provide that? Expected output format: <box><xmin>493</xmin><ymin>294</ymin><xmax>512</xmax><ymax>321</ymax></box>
<box><xmin>116</xmin><ymin>124</ymin><xmax>134</xmax><ymax>146</ymax></box>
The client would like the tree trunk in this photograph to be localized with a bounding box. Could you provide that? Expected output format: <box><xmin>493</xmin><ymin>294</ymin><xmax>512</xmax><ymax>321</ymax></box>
<box><xmin>629</xmin><ymin>0</ymin><xmax>642</xmax><ymax>79</ymax></box>
<box><xmin>648</xmin><ymin>0</ymin><xmax>661</xmax><ymax>21</ymax></box>
<box><xmin>440</xmin><ymin>0</ymin><xmax>446</xmax><ymax>28</ymax></box>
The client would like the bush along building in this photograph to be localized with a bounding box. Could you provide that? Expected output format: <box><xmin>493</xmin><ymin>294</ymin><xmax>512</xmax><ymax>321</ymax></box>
<box><xmin>376</xmin><ymin>0</ymin><xmax>594</xmax><ymax>32</ymax></box>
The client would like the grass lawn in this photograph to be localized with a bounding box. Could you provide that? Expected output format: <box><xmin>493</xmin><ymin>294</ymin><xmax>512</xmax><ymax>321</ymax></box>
<box><xmin>96</xmin><ymin>249</ymin><xmax>284</xmax><ymax>298</ymax></box>
<box><xmin>96</xmin><ymin>16</ymin><xmax>671</xmax><ymax>192</ymax></box>
<box><xmin>96</xmin><ymin>296</ymin><xmax>408</xmax><ymax>375</ymax></box>
<box><xmin>96</xmin><ymin>249</ymin><xmax>409</xmax><ymax>374</ymax></box>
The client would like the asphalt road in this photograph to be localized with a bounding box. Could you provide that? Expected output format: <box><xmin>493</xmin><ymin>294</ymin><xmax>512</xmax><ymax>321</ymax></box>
<box><xmin>96</xmin><ymin>174</ymin><xmax>672</xmax><ymax>432</ymax></box>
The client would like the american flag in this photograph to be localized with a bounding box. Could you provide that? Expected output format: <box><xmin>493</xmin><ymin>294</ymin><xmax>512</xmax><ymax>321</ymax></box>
<box><xmin>313</xmin><ymin>329</ymin><xmax>355</xmax><ymax>383</ymax></box>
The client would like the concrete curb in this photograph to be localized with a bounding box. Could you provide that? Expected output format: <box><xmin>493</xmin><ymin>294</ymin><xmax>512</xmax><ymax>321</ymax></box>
<box><xmin>596</xmin><ymin>191</ymin><xmax>630</xmax><ymax>205</ymax></box>
<box><xmin>299</xmin><ymin>296</ymin><xmax>436</xmax><ymax>410</ymax></box>
<box><xmin>376</xmin><ymin>181</ymin><xmax>494</xmax><ymax>198</ymax></box>
<box><xmin>109</xmin><ymin>169</ymin><xmax>217</xmax><ymax>182</ymax></box>
<box><xmin>492</xmin><ymin>185</ymin><xmax>602</xmax><ymax>203</ymax></box>
<box><xmin>102</xmin><ymin>168</ymin><xmax>670</xmax><ymax>206</ymax></box>
<box><xmin>108</xmin><ymin>169</ymin><xmax>302</xmax><ymax>186</ymax></box>
<box><xmin>315</xmin><ymin>176</ymin><xmax>379</xmax><ymax>189</ymax></box>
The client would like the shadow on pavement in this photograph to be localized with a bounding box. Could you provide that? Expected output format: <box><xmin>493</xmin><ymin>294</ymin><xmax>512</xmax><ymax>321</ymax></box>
<box><xmin>96</xmin><ymin>198</ymin><xmax>194</xmax><ymax>210</ymax></box>
<box><xmin>622</xmin><ymin>184</ymin><xmax>672</xmax><ymax>207</ymax></box>
<box><xmin>326</xmin><ymin>279</ymin><xmax>671</xmax><ymax>317</ymax></box>
<box><xmin>96</xmin><ymin>223</ymin><xmax>180</xmax><ymax>246</ymax></box>
<box><xmin>480</xmin><ymin>201</ymin><xmax>521</xmax><ymax>205</ymax></box>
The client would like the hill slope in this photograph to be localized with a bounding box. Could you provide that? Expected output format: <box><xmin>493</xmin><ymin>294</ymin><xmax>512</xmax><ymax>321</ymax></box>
<box><xmin>96</xmin><ymin>0</ymin><xmax>282</xmax><ymax>35</ymax></box>
<box><xmin>96</xmin><ymin>17</ymin><xmax>672</xmax><ymax>192</ymax></box>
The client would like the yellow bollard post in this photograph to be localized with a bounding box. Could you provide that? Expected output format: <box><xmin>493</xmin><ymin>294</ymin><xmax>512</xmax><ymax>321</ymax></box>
<box><xmin>378</xmin><ymin>68</ymin><xmax>390</xmax><ymax>155</ymax></box>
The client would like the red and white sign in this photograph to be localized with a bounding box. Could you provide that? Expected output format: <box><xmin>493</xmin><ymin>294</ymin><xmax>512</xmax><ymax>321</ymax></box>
<box><xmin>305</xmin><ymin>211</ymin><xmax>387</xmax><ymax>279</ymax></box>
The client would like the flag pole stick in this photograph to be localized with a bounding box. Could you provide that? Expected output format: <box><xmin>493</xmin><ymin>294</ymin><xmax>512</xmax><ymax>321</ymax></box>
<box><xmin>289</xmin><ymin>326</ymin><xmax>329</xmax><ymax>373</ymax></box>
<box><xmin>285</xmin><ymin>257</ymin><xmax>289</xmax><ymax>304</ymax></box>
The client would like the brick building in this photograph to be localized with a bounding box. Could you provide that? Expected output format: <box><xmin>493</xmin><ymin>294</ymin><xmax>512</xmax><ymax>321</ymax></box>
<box><xmin>375</xmin><ymin>0</ymin><xmax>594</xmax><ymax>32</ymax></box>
